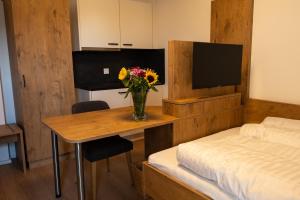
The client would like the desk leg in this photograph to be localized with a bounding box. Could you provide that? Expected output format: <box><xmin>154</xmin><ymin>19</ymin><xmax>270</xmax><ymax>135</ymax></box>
<box><xmin>51</xmin><ymin>131</ymin><xmax>61</xmax><ymax>198</ymax></box>
<box><xmin>75</xmin><ymin>143</ymin><xmax>85</xmax><ymax>200</ymax></box>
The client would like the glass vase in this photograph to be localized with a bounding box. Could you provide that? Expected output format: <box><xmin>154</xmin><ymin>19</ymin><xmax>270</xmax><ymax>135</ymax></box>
<box><xmin>131</xmin><ymin>89</ymin><xmax>148</xmax><ymax>121</ymax></box>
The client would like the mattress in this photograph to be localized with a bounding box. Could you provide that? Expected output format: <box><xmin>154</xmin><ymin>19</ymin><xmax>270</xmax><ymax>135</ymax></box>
<box><xmin>148</xmin><ymin>128</ymin><xmax>240</xmax><ymax>200</ymax></box>
<box><xmin>177</xmin><ymin>125</ymin><xmax>300</xmax><ymax>200</ymax></box>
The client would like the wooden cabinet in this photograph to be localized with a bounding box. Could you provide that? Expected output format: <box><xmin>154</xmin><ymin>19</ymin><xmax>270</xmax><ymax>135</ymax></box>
<box><xmin>163</xmin><ymin>93</ymin><xmax>242</xmax><ymax>145</ymax></box>
<box><xmin>4</xmin><ymin>0</ymin><xmax>75</xmax><ymax>168</ymax></box>
<box><xmin>71</xmin><ymin>0</ymin><xmax>153</xmax><ymax>50</ymax></box>
<box><xmin>120</xmin><ymin>0</ymin><xmax>153</xmax><ymax>49</ymax></box>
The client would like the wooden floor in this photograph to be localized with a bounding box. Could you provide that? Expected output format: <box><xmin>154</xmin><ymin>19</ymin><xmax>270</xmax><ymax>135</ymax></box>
<box><xmin>0</xmin><ymin>140</ymin><xmax>145</xmax><ymax>200</ymax></box>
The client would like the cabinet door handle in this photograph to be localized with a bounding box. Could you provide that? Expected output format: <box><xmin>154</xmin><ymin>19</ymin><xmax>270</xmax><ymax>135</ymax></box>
<box><xmin>108</xmin><ymin>42</ymin><xmax>119</xmax><ymax>46</ymax></box>
<box><xmin>118</xmin><ymin>91</ymin><xmax>127</xmax><ymax>94</ymax></box>
<box><xmin>123</xmin><ymin>43</ymin><xmax>133</xmax><ymax>47</ymax></box>
<box><xmin>22</xmin><ymin>75</ymin><xmax>26</xmax><ymax>88</ymax></box>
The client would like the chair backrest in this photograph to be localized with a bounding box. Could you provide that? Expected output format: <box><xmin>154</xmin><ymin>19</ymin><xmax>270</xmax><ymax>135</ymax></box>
<box><xmin>72</xmin><ymin>101</ymin><xmax>110</xmax><ymax>114</ymax></box>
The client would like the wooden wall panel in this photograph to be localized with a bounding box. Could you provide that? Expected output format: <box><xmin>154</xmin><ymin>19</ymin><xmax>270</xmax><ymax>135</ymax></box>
<box><xmin>163</xmin><ymin>93</ymin><xmax>242</xmax><ymax>145</ymax></box>
<box><xmin>211</xmin><ymin>0</ymin><xmax>254</xmax><ymax>104</ymax></box>
<box><xmin>168</xmin><ymin>40</ymin><xmax>236</xmax><ymax>100</ymax></box>
<box><xmin>4</xmin><ymin>0</ymin><xmax>75</xmax><ymax>166</ymax></box>
<box><xmin>244</xmin><ymin>99</ymin><xmax>300</xmax><ymax>123</ymax></box>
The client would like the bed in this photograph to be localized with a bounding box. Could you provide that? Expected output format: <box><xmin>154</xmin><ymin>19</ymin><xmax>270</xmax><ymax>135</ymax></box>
<box><xmin>144</xmin><ymin>116</ymin><xmax>300</xmax><ymax>200</ymax></box>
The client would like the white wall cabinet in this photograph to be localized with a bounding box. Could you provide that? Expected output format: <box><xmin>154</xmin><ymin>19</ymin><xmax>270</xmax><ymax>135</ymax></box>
<box><xmin>77</xmin><ymin>0</ymin><xmax>120</xmax><ymax>49</ymax></box>
<box><xmin>120</xmin><ymin>0</ymin><xmax>153</xmax><ymax>49</ymax></box>
<box><xmin>146</xmin><ymin>85</ymin><xmax>164</xmax><ymax>106</ymax></box>
<box><xmin>71</xmin><ymin>0</ymin><xmax>153</xmax><ymax>50</ymax></box>
<box><xmin>76</xmin><ymin>88</ymin><xmax>132</xmax><ymax>108</ymax></box>
<box><xmin>76</xmin><ymin>85</ymin><xmax>164</xmax><ymax>108</ymax></box>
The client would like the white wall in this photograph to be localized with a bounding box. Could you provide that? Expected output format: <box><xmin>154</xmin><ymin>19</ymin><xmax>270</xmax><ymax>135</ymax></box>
<box><xmin>0</xmin><ymin>1</ymin><xmax>16</xmax><ymax>162</ymax></box>
<box><xmin>250</xmin><ymin>0</ymin><xmax>300</xmax><ymax>105</ymax></box>
<box><xmin>0</xmin><ymin>2</ymin><xmax>15</xmax><ymax>123</ymax></box>
<box><xmin>153</xmin><ymin>0</ymin><xmax>211</xmax><ymax>98</ymax></box>
<box><xmin>0</xmin><ymin>79</ymin><xmax>10</xmax><ymax>165</ymax></box>
<box><xmin>0</xmin><ymin>78</ymin><xmax>5</xmax><ymax>124</ymax></box>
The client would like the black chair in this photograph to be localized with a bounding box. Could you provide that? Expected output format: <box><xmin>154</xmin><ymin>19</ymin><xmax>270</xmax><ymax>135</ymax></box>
<box><xmin>72</xmin><ymin>101</ymin><xmax>134</xmax><ymax>200</ymax></box>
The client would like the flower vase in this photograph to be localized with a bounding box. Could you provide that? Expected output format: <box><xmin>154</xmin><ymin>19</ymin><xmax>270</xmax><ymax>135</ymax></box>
<box><xmin>131</xmin><ymin>89</ymin><xmax>148</xmax><ymax>121</ymax></box>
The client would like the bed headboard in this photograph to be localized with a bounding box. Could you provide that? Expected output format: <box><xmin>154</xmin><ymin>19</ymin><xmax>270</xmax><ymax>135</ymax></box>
<box><xmin>244</xmin><ymin>99</ymin><xmax>300</xmax><ymax>123</ymax></box>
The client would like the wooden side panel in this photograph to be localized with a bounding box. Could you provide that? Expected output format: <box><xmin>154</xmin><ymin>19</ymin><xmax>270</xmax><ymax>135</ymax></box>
<box><xmin>211</xmin><ymin>0</ymin><xmax>254</xmax><ymax>104</ymax></box>
<box><xmin>168</xmin><ymin>40</ymin><xmax>235</xmax><ymax>100</ymax></box>
<box><xmin>4</xmin><ymin>0</ymin><xmax>75</xmax><ymax>164</ymax></box>
<box><xmin>144</xmin><ymin>162</ymin><xmax>212</xmax><ymax>200</ymax></box>
<box><xmin>163</xmin><ymin>94</ymin><xmax>242</xmax><ymax>145</ymax></box>
<box><xmin>144</xmin><ymin>124</ymin><xmax>173</xmax><ymax>158</ymax></box>
<box><xmin>244</xmin><ymin>99</ymin><xmax>300</xmax><ymax>123</ymax></box>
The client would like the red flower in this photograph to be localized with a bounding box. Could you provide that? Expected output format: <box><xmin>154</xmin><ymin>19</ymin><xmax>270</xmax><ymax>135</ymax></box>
<box><xmin>130</xmin><ymin>67</ymin><xmax>146</xmax><ymax>77</ymax></box>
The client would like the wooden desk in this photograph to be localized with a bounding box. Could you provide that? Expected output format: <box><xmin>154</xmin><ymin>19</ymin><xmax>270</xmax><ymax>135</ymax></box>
<box><xmin>43</xmin><ymin>106</ymin><xmax>177</xmax><ymax>200</ymax></box>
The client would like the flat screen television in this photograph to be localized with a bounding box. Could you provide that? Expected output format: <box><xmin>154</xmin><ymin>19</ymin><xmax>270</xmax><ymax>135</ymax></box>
<box><xmin>192</xmin><ymin>42</ymin><xmax>243</xmax><ymax>89</ymax></box>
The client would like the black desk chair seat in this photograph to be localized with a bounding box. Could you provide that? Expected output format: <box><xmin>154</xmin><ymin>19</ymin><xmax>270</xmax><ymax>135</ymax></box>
<box><xmin>83</xmin><ymin>135</ymin><xmax>133</xmax><ymax>162</ymax></box>
<box><xmin>72</xmin><ymin>101</ymin><xmax>134</xmax><ymax>200</ymax></box>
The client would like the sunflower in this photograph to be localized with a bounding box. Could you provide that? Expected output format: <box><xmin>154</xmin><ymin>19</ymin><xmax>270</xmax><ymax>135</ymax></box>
<box><xmin>118</xmin><ymin>67</ymin><xmax>128</xmax><ymax>80</ymax></box>
<box><xmin>145</xmin><ymin>69</ymin><xmax>158</xmax><ymax>86</ymax></box>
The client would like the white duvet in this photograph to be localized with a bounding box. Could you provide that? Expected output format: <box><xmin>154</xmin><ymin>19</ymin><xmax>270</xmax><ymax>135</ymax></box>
<box><xmin>177</xmin><ymin>126</ymin><xmax>300</xmax><ymax>200</ymax></box>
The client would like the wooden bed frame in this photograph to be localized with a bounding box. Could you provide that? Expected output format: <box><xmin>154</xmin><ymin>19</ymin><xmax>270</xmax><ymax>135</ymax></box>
<box><xmin>143</xmin><ymin>162</ymin><xmax>211</xmax><ymax>200</ymax></box>
<box><xmin>143</xmin><ymin>99</ymin><xmax>300</xmax><ymax>200</ymax></box>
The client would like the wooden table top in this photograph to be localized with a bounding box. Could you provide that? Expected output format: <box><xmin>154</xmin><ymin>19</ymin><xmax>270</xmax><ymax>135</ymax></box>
<box><xmin>42</xmin><ymin>106</ymin><xmax>178</xmax><ymax>143</ymax></box>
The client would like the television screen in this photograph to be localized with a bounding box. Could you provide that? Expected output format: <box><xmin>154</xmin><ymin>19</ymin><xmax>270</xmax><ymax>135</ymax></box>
<box><xmin>192</xmin><ymin>42</ymin><xmax>243</xmax><ymax>89</ymax></box>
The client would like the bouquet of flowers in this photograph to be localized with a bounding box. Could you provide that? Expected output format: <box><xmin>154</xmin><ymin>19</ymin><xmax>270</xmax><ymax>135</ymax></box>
<box><xmin>118</xmin><ymin>66</ymin><xmax>159</xmax><ymax>120</ymax></box>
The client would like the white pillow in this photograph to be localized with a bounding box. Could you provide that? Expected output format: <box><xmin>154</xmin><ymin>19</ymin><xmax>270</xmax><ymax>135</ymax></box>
<box><xmin>240</xmin><ymin>123</ymin><xmax>265</xmax><ymax>138</ymax></box>
<box><xmin>262</xmin><ymin>117</ymin><xmax>300</xmax><ymax>131</ymax></box>
<box><xmin>240</xmin><ymin>123</ymin><xmax>300</xmax><ymax>148</ymax></box>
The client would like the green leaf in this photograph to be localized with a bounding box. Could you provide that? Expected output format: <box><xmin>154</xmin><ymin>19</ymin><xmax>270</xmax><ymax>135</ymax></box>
<box><xmin>123</xmin><ymin>79</ymin><xmax>130</xmax><ymax>87</ymax></box>
<box><xmin>125</xmin><ymin>88</ymin><xmax>131</xmax><ymax>98</ymax></box>
<box><xmin>151</xmin><ymin>86</ymin><xmax>158</xmax><ymax>92</ymax></box>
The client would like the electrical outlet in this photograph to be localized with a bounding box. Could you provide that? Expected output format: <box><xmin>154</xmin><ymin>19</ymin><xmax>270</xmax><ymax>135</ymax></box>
<box><xmin>103</xmin><ymin>68</ymin><xmax>110</xmax><ymax>75</ymax></box>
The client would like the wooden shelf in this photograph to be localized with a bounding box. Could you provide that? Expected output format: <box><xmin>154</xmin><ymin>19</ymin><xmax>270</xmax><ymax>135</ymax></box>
<box><xmin>0</xmin><ymin>124</ymin><xmax>26</xmax><ymax>173</ymax></box>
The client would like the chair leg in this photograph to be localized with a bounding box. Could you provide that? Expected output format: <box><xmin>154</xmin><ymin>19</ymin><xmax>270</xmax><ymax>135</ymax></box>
<box><xmin>125</xmin><ymin>151</ymin><xmax>135</xmax><ymax>186</ymax></box>
<box><xmin>91</xmin><ymin>162</ymin><xmax>97</xmax><ymax>200</ymax></box>
<box><xmin>106</xmin><ymin>158</ymin><xmax>110</xmax><ymax>172</ymax></box>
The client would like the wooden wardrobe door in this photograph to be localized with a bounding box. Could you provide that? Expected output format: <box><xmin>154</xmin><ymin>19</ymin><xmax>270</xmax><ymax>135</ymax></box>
<box><xmin>4</xmin><ymin>0</ymin><xmax>75</xmax><ymax>165</ymax></box>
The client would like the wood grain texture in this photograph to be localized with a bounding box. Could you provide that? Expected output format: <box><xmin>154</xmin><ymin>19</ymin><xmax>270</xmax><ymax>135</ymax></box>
<box><xmin>168</xmin><ymin>40</ymin><xmax>236</xmax><ymax>100</ymax></box>
<box><xmin>211</xmin><ymin>0</ymin><xmax>254</xmax><ymax>104</ymax></box>
<box><xmin>0</xmin><ymin>139</ymin><xmax>145</xmax><ymax>200</ymax></box>
<box><xmin>163</xmin><ymin>93</ymin><xmax>242</xmax><ymax>145</ymax></box>
<box><xmin>0</xmin><ymin>124</ymin><xmax>21</xmax><ymax>138</ymax></box>
<box><xmin>244</xmin><ymin>99</ymin><xmax>300</xmax><ymax>123</ymax></box>
<box><xmin>43</xmin><ymin>106</ymin><xmax>177</xmax><ymax>143</ymax></box>
<box><xmin>3</xmin><ymin>0</ymin><xmax>76</xmax><ymax>166</ymax></box>
<box><xmin>143</xmin><ymin>162</ymin><xmax>212</xmax><ymax>200</ymax></box>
